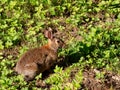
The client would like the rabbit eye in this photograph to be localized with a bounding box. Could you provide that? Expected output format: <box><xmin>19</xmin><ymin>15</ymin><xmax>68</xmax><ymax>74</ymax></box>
<box><xmin>53</xmin><ymin>36</ymin><xmax>55</xmax><ymax>38</ymax></box>
<box><xmin>57</xmin><ymin>40</ymin><xmax>60</xmax><ymax>43</ymax></box>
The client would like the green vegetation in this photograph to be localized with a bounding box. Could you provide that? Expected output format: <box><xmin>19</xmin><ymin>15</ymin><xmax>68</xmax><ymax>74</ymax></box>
<box><xmin>0</xmin><ymin>0</ymin><xmax>120</xmax><ymax>89</ymax></box>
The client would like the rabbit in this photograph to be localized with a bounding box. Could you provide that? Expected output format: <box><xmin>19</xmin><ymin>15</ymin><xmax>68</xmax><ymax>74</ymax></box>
<box><xmin>14</xmin><ymin>29</ymin><xmax>64</xmax><ymax>81</ymax></box>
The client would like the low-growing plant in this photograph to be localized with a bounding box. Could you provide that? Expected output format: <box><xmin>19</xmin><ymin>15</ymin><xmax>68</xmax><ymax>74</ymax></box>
<box><xmin>0</xmin><ymin>0</ymin><xmax>120</xmax><ymax>89</ymax></box>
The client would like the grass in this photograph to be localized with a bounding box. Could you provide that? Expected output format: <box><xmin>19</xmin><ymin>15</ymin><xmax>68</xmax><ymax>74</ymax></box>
<box><xmin>0</xmin><ymin>0</ymin><xmax>120</xmax><ymax>89</ymax></box>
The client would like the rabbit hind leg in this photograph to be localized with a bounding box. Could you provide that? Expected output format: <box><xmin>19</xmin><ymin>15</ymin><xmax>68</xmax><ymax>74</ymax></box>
<box><xmin>24</xmin><ymin>63</ymin><xmax>38</xmax><ymax>81</ymax></box>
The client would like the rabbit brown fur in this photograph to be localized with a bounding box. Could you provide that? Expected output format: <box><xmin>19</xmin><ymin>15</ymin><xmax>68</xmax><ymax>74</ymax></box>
<box><xmin>15</xmin><ymin>30</ymin><xmax>64</xmax><ymax>81</ymax></box>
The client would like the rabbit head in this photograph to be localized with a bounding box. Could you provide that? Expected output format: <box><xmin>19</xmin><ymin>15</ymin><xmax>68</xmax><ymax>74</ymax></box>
<box><xmin>44</xmin><ymin>30</ymin><xmax>64</xmax><ymax>52</ymax></box>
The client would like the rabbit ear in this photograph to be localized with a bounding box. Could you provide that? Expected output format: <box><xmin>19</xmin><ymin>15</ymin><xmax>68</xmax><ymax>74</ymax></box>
<box><xmin>44</xmin><ymin>30</ymin><xmax>53</xmax><ymax>39</ymax></box>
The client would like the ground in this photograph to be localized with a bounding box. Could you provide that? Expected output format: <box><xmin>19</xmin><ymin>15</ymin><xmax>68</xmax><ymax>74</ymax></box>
<box><xmin>2</xmin><ymin>22</ymin><xmax>120</xmax><ymax>89</ymax></box>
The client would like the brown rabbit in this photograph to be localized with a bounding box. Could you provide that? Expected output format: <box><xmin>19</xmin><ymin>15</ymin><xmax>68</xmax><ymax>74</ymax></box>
<box><xmin>15</xmin><ymin>30</ymin><xmax>64</xmax><ymax>81</ymax></box>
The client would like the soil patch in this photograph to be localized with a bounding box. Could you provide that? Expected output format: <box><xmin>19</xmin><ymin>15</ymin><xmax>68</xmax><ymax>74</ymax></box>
<box><xmin>80</xmin><ymin>69</ymin><xmax>120</xmax><ymax>90</ymax></box>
